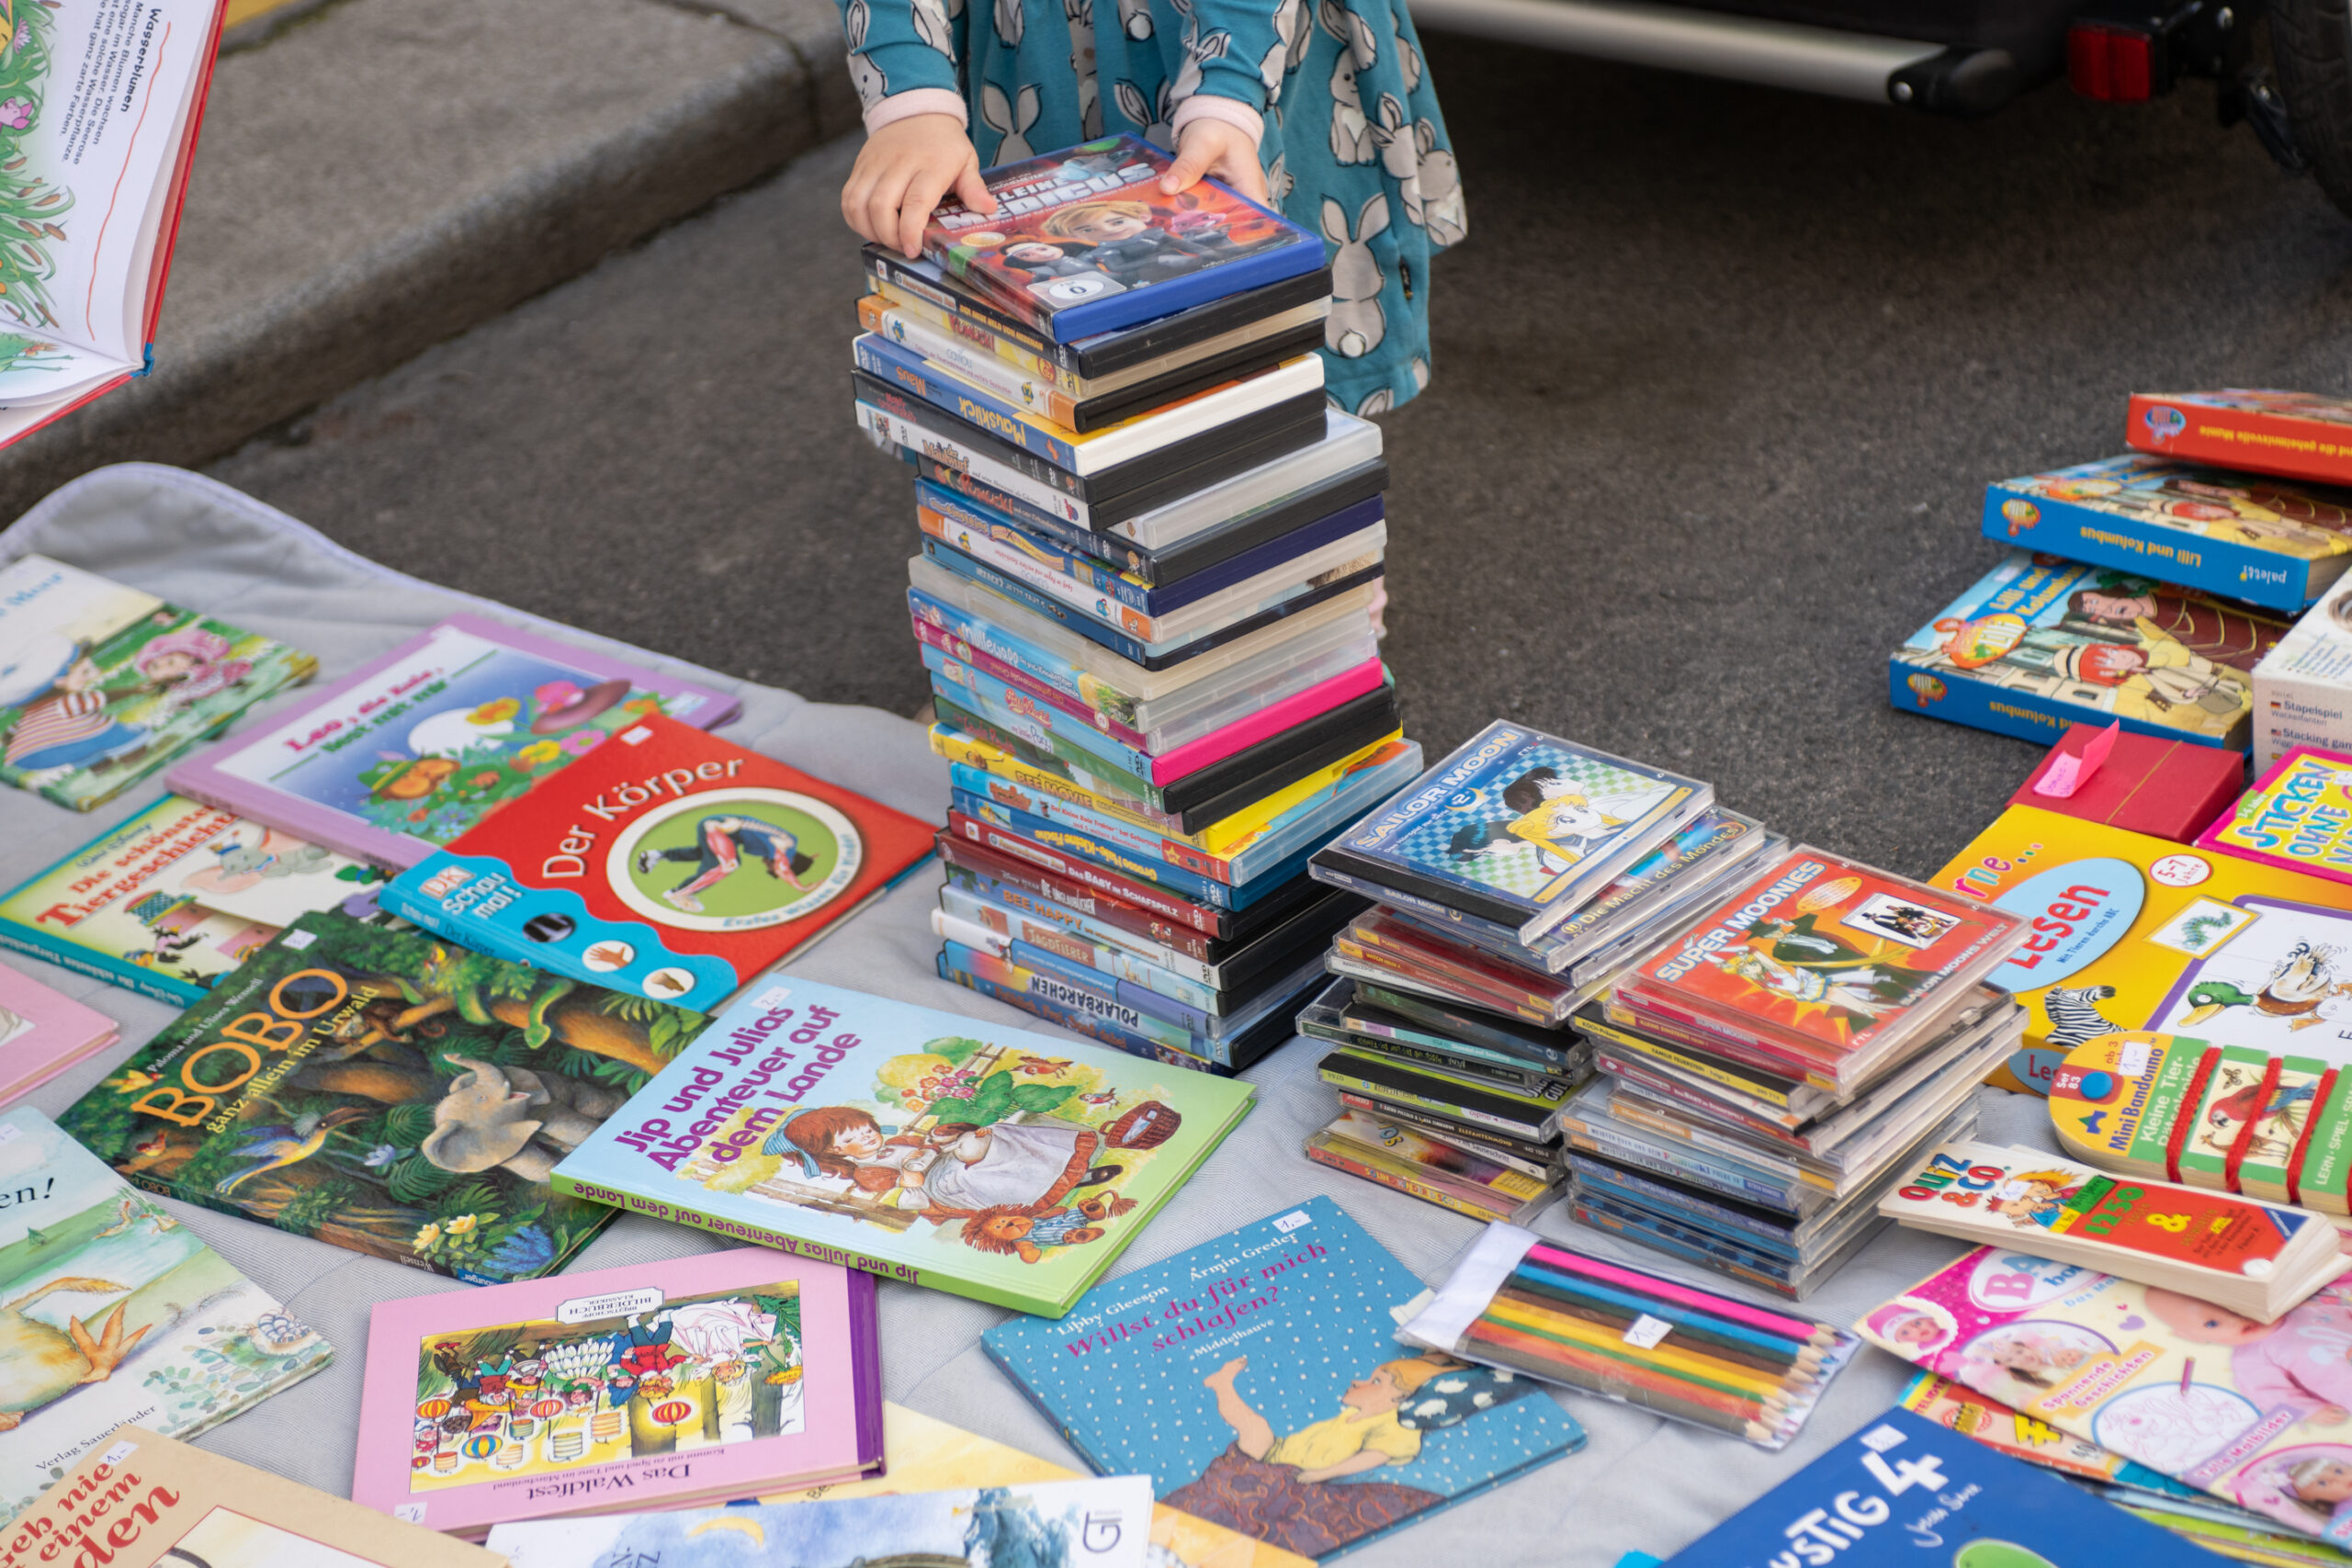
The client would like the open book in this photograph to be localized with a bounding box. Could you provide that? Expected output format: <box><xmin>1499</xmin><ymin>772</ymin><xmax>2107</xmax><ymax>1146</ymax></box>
<box><xmin>0</xmin><ymin>0</ymin><xmax>224</xmax><ymax>446</ymax></box>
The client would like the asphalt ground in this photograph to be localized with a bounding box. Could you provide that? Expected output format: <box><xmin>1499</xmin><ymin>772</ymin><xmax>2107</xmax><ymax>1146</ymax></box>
<box><xmin>206</xmin><ymin>33</ymin><xmax>2352</xmax><ymax>884</ymax></box>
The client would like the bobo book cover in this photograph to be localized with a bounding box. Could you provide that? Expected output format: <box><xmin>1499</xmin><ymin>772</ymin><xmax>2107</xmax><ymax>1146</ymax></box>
<box><xmin>922</xmin><ymin>136</ymin><xmax>1322</xmax><ymax>342</ymax></box>
<box><xmin>379</xmin><ymin>713</ymin><xmax>936</xmax><ymax>1014</ymax></box>
<box><xmin>353</xmin><ymin>1247</ymin><xmax>883</xmax><ymax>1539</ymax></box>
<box><xmin>1891</xmin><ymin>547</ymin><xmax>2290</xmax><ymax>750</ymax></box>
<box><xmin>0</xmin><ymin>556</ymin><xmax>315</xmax><ymax>812</ymax></box>
<box><xmin>548</xmin><ymin>976</ymin><xmax>1255</xmax><ymax>1318</ymax></box>
<box><xmin>0</xmin><ymin>1107</ymin><xmax>334</xmax><ymax>1522</ymax></box>
<box><xmin>981</xmin><ymin>1196</ymin><xmax>1583</xmax><ymax>1562</ymax></box>
<box><xmin>54</xmin><ymin>909</ymin><xmax>711</xmax><ymax>1285</ymax></box>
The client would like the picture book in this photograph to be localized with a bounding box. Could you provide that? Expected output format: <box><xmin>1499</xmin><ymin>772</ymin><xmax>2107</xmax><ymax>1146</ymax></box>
<box><xmin>1652</xmin><ymin>1404</ymin><xmax>2217</xmax><ymax>1568</ymax></box>
<box><xmin>549</xmin><ymin>976</ymin><xmax>1254</xmax><ymax>1317</ymax></box>
<box><xmin>766</xmin><ymin>1401</ymin><xmax>1318</xmax><ymax>1568</ymax></box>
<box><xmin>922</xmin><ymin>136</ymin><xmax>1323</xmax><ymax>343</ymax></box>
<box><xmin>0</xmin><ymin>794</ymin><xmax>385</xmax><ymax>1006</ymax></box>
<box><xmin>0</xmin><ymin>959</ymin><xmax>117</xmax><ymax>1105</ymax></box>
<box><xmin>53</xmin><ymin>909</ymin><xmax>710</xmax><ymax>1284</ymax></box>
<box><xmin>1859</xmin><ymin>1247</ymin><xmax>2352</xmax><ymax>1550</ymax></box>
<box><xmin>378</xmin><ymin>713</ymin><xmax>936</xmax><ymax>1013</ymax></box>
<box><xmin>980</xmin><ymin>1196</ymin><xmax>1585</xmax><ymax>1561</ymax></box>
<box><xmin>0</xmin><ymin>556</ymin><xmax>315</xmax><ymax>811</ymax></box>
<box><xmin>1311</xmin><ymin>721</ymin><xmax>1711</xmax><ymax>942</ymax></box>
<box><xmin>484</xmin><ymin>1477</ymin><xmax>1157</xmax><ymax>1567</ymax></box>
<box><xmin>0</xmin><ymin>1107</ymin><xmax>334</xmax><ymax>1521</ymax></box>
<box><xmin>2199</xmin><ymin>748</ymin><xmax>2352</xmax><ymax>886</ymax></box>
<box><xmin>1932</xmin><ymin>806</ymin><xmax>2352</xmax><ymax>1096</ymax></box>
<box><xmin>354</xmin><ymin>1247</ymin><xmax>883</xmax><ymax>1539</ymax></box>
<box><xmin>1891</xmin><ymin>547</ymin><xmax>2290</xmax><ymax>750</ymax></box>
<box><xmin>1986</xmin><ymin>455</ymin><xmax>2352</xmax><ymax>613</ymax></box>
<box><xmin>0</xmin><ymin>0</ymin><xmax>231</xmax><ymax>450</ymax></box>
<box><xmin>164</xmin><ymin>614</ymin><xmax>742</xmax><ymax>870</ymax></box>
<box><xmin>2131</xmin><ymin>390</ymin><xmax>2352</xmax><ymax>488</ymax></box>
<box><xmin>5</xmin><ymin>1427</ymin><xmax>510</xmax><ymax>1568</ymax></box>
<box><xmin>1899</xmin><ymin>1368</ymin><xmax>2138</xmax><ymax>1483</ymax></box>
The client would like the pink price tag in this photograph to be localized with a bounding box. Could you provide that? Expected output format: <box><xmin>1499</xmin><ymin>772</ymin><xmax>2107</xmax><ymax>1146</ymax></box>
<box><xmin>2034</xmin><ymin>722</ymin><xmax>2120</xmax><ymax>800</ymax></box>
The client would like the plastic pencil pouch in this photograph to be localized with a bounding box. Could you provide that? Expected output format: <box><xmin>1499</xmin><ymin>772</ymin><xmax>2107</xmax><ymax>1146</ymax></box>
<box><xmin>1397</xmin><ymin>1223</ymin><xmax>1860</xmax><ymax>1450</ymax></box>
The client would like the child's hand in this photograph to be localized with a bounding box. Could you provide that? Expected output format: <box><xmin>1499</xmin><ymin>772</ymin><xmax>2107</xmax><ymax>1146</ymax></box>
<box><xmin>1161</xmin><ymin>118</ymin><xmax>1271</xmax><ymax>205</ymax></box>
<box><xmin>842</xmin><ymin>114</ymin><xmax>996</xmax><ymax>261</ymax></box>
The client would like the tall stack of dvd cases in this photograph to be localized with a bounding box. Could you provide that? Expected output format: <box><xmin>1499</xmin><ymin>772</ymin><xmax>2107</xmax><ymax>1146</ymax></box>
<box><xmin>1301</xmin><ymin>721</ymin><xmax>2034</xmax><ymax>1298</ymax></box>
<box><xmin>852</xmin><ymin>136</ymin><xmax>1423</xmax><ymax>1076</ymax></box>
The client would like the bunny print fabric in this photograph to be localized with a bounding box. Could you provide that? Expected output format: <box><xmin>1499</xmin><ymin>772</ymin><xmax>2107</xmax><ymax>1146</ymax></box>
<box><xmin>841</xmin><ymin>0</ymin><xmax>1463</xmax><ymax>413</ymax></box>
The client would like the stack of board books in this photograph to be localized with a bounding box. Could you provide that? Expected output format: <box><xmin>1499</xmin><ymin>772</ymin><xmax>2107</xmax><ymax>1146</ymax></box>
<box><xmin>853</xmin><ymin>134</ymin><xmax>1419</xmax><ymax>1076</ymax></box>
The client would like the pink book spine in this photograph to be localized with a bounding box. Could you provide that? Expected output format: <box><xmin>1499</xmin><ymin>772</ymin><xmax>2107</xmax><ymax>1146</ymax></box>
<box><xmin>0</xmin><ymin>962</ymin><xmax>119</xmax><ymax>1102</ymax></box>
<box><xmin>1147</xmin><ymin>658</ymin><xmax>1388</xmax><ymax>784</ymax></box>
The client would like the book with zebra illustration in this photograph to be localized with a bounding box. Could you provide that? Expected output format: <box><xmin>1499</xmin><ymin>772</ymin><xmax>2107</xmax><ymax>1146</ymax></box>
<box><xmin>1935</xmin><ymin>806</ymin><xmax>2352</xmax><ymax>1096</ymax></box>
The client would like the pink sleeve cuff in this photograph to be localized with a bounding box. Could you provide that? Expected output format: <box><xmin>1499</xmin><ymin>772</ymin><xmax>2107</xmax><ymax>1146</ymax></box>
<box><xmin>1170</xmin><ymin>95</ymin><xmax>1264</xmax><ymax>148</ymax></box>
<box><xmin>865</xmin><ymin>87</ymin><xmax>969</xmax><ymax>133</ymax></box>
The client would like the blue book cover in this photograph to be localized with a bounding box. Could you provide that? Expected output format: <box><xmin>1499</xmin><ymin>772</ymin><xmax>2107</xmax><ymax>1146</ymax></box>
<box><xmin>854</xmin><ymin>333</ymin><xmax>1086</xmax><ymax>473</ymax></box>
<box><xmin>1312</xmin><ymin>721</ymin><xmax>1710</xmax><ymax>942</ymax></box>
<box><xmin>934</xmin><ymin>942</ymin><xmax>1253</xmax><ymax>1074</ymax></box>
<box><xmin>926</xmin><ymin>646</ymin><xmax>1155</xmax><ymax>777</ymax></box>
<box><xmin>908</xmin><ymin>583</ymin><xmax>1143</xmax><ymax>728</ymax></box>
<box><xmin>921</xmin><ymin>479</ymin><xmax>1157</xmax><ymax>609</ymax></box>
<box><xmin>980</xmin><ymin>1196</ymin><xmax>1584</xmax><ymax>1561</ymax></box>
<box><xmin>1657</xmin><ymin>1405</ymin><xmax>2215</xmax><ymax>1568</ymax></box>
<box><xmin>1985</xmin><ymin>453</ymin><xmax>2352</xmax><ymax>613</ymax></box>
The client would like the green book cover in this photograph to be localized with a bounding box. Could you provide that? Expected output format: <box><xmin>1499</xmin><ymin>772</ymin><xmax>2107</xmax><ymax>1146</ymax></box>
<box><xmin>550</xmin><ymin>977</ymin><xmax>1255</xmax><ymax>1317</ymax></box>
<box><xmin>54</xmin><ymin>909</ymin><xmax>707</xmax><ymax>1283</ymax></box>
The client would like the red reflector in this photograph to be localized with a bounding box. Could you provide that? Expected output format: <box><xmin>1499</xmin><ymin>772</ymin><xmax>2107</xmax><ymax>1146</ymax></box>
<box><xmin>2068</xmin><ymin>24</ymin><xmax>2154</xmax><ymax>102</ymax></box>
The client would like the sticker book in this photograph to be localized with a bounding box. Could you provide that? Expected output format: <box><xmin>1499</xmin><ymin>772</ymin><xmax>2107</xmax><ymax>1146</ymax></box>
<box><xmin>0</xmin><ymin>1107</ymin><xmax>334</xmax><ymax>1520</ymax></box>
<box><xmin>54</xmin><ymin>909</ymin><xmax>709</xmax><ymax>1284</ymax></box>
<box><xmin>165</xmin><ymin>614</ymin><xmax>742</xmax><ymax>870</ymax></box>
<box><xmin>379</xmin><ymin>713</ymin><xmax>936</xmax><ymax>1013</ymax></box>
<box><xmin>0</xmin><ymin>960</ymin><xmax>117</xmax><ymax>1106</ymax></box>
<box><xmin>0</xmin><ymin>556</ymin><xmax>316</xmax><ymax>811</ymax></box>
<box><xmin>354</xmin><ymin>1247</ymin><xmax>882</xmax><ymax>1538</ymax></box>
<box><xmin>1890</xmin><ymin>547</ymin><xmax>2290</xmax><ymax>750</ymax></box>
<box><xmin>2130</xmin><ymin>389</ymin><xmax>2352</xmax><ymax>489</ymax></box>
<box><xmin>2199</xmin><ymin>747</ymin><xmax>2352</xmax><ymax>886</ymax></box>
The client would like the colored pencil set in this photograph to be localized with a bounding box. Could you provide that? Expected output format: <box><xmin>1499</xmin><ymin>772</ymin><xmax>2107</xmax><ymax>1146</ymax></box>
<box><xmin>1400</xmin><ymin>1223</ymin><xmax>1858</xmax><ymax>1450</ymax></box>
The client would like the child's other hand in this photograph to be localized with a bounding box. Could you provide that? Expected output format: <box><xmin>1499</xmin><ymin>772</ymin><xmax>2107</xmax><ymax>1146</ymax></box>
<box><xmin>1161</xmin><ymin>118</ymin><xmax>1271</xmax><ymax>205</ymax></box>
<box><xmin>842</xmin><ymin>115</ymin><xmax>995</xmax><ymax>260</ymax></box>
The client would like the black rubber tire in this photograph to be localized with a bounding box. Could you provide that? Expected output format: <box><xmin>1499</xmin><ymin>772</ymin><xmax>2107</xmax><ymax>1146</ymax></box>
<box><xmin>2273</xmin><ymin>0</ymin><xmax>2352</xmax><ymax>218</ymax></box>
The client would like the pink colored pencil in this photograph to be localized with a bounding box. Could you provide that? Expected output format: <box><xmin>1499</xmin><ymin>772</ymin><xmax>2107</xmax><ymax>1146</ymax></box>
<box><xmin>1525</xmin><ymin>1241</ymin><xmax>1833</xmax><ymax>1342</ymax></box>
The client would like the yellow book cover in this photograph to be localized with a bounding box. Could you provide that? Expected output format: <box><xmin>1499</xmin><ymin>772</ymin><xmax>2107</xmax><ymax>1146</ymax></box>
<box><xmin>1933</xmin><ymin>806</ymin><xmax>2352</xmax><ymax>1093</ymax></box>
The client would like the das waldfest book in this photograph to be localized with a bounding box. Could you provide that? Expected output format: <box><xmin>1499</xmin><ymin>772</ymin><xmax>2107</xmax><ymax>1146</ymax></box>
<box><xmin>0</xmin><ymin>1107</ymin><xmax>333</xmax><ymax>1520</ymax></box>
<box><xmin>921</xmin><ymin>136</ymin><xmax>1324</xmax><ymax>342</ymax></box>
<box><xmin>54</xmin><ymin>909</ymin><xmax>709</xmax><ymax>1284</ymax></box>
<box><xmin>8</xmin><ymin>1427</ymin><xmax>508</xmax><ymax>1568</ymax></box>
<box><xmin>379</xmin><ymin>713</ymin><xmax>936</xmax><ymax>1013</ymax></box>
<box><xmin>548</xmin><ymin>977</ymin><xmax>1255</xmax><ymax>1317</ymax></box>
<box><xmin>165</xmin><ymin>614</ymin><xmax>742</xmax><ymax>871</ymax></box>
<box><xmin>0</xmin><ymin>793</ymin><xmax>384</xmax><ymax>1006</ymax></box>
<box><xmin>980</xmin><ymin>1196</ymin><xmax>1585</xmax><ymax>1560</ymax></box>
<box><xmin>0</xmin><ymin>959</ymin><xmax>116</xmax><ymax>1105</ymax></box>
<box><xmin>2130</xmin><ymin>389</ymin><xmax>2352</xmax><ymax>488</ymax></box>
<box><xmin>353</xmin><ymin>1247</ymin><xmax>883</xmax><ymax>1539</ymax></box>
<box><xmin>2198</xmin><ymin>746</ymin><xmax>2352</xmax><ymax>885</ymax></box>
<box><xmin>0</xmin><ymin>556</ymin><xmax>315</xmax><ymax>811</ymax></box>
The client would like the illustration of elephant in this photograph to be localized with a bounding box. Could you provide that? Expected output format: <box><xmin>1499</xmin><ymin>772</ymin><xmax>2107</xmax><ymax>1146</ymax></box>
<box><xmin>422</xmin><ymin>1056</ymin><xmax>627</xmax><ymax>1184</ymax></box>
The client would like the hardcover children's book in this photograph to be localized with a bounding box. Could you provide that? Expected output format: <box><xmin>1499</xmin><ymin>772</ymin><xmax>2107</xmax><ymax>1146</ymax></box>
<box><xmin>980</xmin><ymin>1196</ymin><xmax>1585</xmax><ymax>1561</ymax></box>
<box><xmin>0</xmin><ymin>959</ymin><xmax>116</xmax><ymax>1105</ymax></box>
<box><xmin>7</xmin><ymin>1427</ymin><xmax>510</xmax><ymax>1568</ymax></box>
<box><xmin>379</xmin><ymin>713</ymin><xmax>936</xmax><ymax>1013</ymax></box>
<box><xmin>1933</xmin><ymin>806</ymin><xmax>2352</xmax><ymax>1096</ymax></box>
<box><xmin>54</xmin><ymin>909</ymin><xmax>709</xmax><ymax>1284</ymax></box>
<box><xmin>549</xmin><ymin>977</ymin><xmax>1254</xmax><ymax>1318</ymax></box>
<box><xmin>2199</xmin><ymin>747</ymin><xmax>2352</xmax><ymax>886</ymax></box>
<box><xmin>0</xmin><ymin>556</ymin><xmax>315</xmax><ymax>811</ymax></box>
<box><xmin>1311</xmin><ymin>721</ymin><xmax>1711</xmax><ymax>942</ymax></box>
<box><xmin>1891</xmin><ymin>548</ymin><xmax>2290</xmax><ymax>750</ymax></box>
<box><xmin>1652</xmin><ymin>1405</ymin><xmax>2216</xmax><ymax>1568</ymax></box>
<box><xmin>165</xmin><ymin>614</ymin><xmax>742</xmax><ymax>870</ymax></box>
<box><xmin>922</xmin><ymin>136</ymin><xmax>1324</xmax><ymax>343</ymax></box>
<box><xmin>354</xmin><ymin>1247</ymin><xmax>883</xmax><ymax>1539</ymax></box>
<box><xmin>2131</xmin><ymin>390</ymin><xmax>2352</xmax><ymax>488</ymax></box>
<box><xmin>485</xmin><ymin>1477</ymin><xmax>1158</xmax><ymax>1567</ymax></box>
<box><xmin>1859</xmin><ymin>1248</ymin><xmax>2352</xmax><ymax>1550</ymax></box>
<box><xmin>0</xmin><ymin>1107</ymin><xmax>334</xmax><ymax>1519</ymax></box>
<box><xmin>0</xmin><ymin>793</ymin><xmax>385</xmax><ymax>1006</ymax></box>
<box><xmin>1986</xmin><ymin>455</ymin><xmax>2352</xmax><ymax>613</ymax></box>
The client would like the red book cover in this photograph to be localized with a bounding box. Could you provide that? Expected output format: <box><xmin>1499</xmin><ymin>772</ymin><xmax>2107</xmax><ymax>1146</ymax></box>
<box><xmin>2129</xmin><ymin>389</ymin><xmax>2352</xmax><ymax>488</ymax></box>
<box><xmin>2008</xmin><ymin>722</ymin><xmax>2245</xmax><ymax>843</ymax></box>
<box><xmin>380</xmin><ymin>714</ymin><xmax>935</xmax><ymax>1010</ymax></box>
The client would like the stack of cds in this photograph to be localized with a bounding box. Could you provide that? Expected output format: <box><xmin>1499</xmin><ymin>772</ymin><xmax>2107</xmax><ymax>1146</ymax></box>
<box><xmin>850</xmin><ymin>135</ymin><xmax>1422</xmax><ymax>1074</ymax></box>
<box><xmin>1295</xmin><ymin>721</ymin><xmax>1780</xmax><ymax>1224</ymax></box>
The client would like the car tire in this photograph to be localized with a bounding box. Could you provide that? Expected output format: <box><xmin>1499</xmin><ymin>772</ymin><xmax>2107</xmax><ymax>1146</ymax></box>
<box><xmin>2273</xmin><ymin>0</ymin><xmax>2352</xmax><ymax>217</ymax></box>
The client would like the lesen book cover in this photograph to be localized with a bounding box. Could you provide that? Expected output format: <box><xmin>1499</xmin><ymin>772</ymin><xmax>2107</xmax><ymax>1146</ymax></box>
<box><xmin>550</xmin><ymin>977</ymin><xmax>1254</xmax><ymax>1317</ymax></box>
<box><xmin>0</xmin><ymin>960</ymin><xmax>117</xmax><ymax>1105</ymax></box>
<box><xmin>54</xmin><ymin>910</ymin><xmax>710</xmax><ymax>1284</ymax></box>
<box><xmin>981</xmin><ymin>1196</ymin><xmax>1585</xmax><ymax>1561</ymax></box>
<box><xmin>354</xmin><ymin>1247</ymin><xmax>882</xmax><ymax>1539</ymax></box>
<box><xmin>379</xmin><ymin>713</ymin><xmax>937</xmax><ymax>1013</ymax></box>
